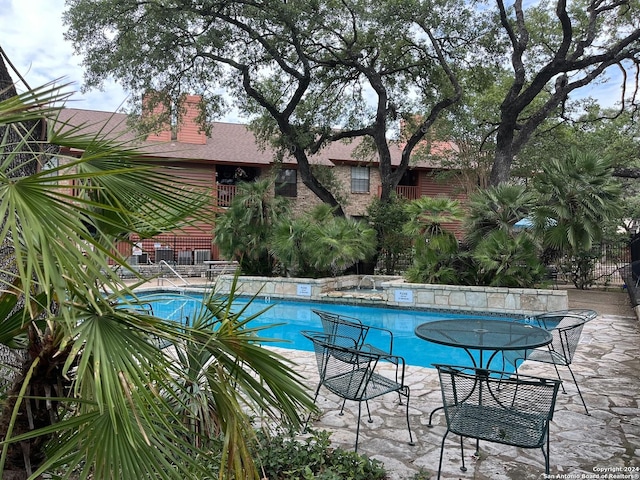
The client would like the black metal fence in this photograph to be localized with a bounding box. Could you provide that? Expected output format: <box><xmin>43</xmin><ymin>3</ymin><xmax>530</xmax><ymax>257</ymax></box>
<box><xmin>583</xmin><ymin>241</ymin><xmax>630</xmax><ymax>287</ymax></box>
<box><xmin>620</xmin><ymin>233</ymin><xmax>640</xmax><ymax>306</ymax></box>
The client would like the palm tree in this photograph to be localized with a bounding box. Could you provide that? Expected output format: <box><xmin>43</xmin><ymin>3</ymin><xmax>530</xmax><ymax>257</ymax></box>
<box><xmin>214</xmin><ymin>178</ymin><xmax>291</xmax><ymax>276</ymax></box>
<box><xmin>270</xmin><ymin>204</ymin><xmax>377</xmax><ymax>277</ymax></box>
<box><xmin>472</xmin><ymin>229</ymin><xmax>545</xmax><ymax>287</ymax></box>
<box><xmin>531</xmin><ymin>148</ymin><xmax>622</xmax><ymax>288</ymax></box>
<box><xmin>0</xmin><ymin>75</ymin><xmax>313</xmax><ymax>478</ymax></box>
<box><xmin>464</xmin><ymin>183</ymin><xmax>535</xmax><ymax>247</ymax></box>
<box><xmin>403</xmin><ymin>197</ymin><xmax>464</xmax><ymax>284</ymax></box>
<box><xmin>403</xmin><ymin>197</ymin><xmax>464</xmax><ymax>241</ymax></box>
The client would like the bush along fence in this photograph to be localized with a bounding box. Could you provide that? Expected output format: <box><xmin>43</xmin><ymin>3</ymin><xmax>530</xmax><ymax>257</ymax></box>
<box><xmin>108</xmin><ymin>233</ymin><xmax>632</xmax><ymax>290</ymax></box>
<box><xmin>561</xmin><ymin>240</ymin><xmax>630</xmax><ymax>289</ymax></box>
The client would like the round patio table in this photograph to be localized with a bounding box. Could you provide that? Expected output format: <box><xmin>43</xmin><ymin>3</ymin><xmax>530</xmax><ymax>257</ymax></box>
<box><xmin>415</xmin><ymin>318</ymin><xmax>553</xmax><ymax>431</ymax></box>
<box><xmin>415</xmin><ymin>318</ymin><xmax>552</xmax><ymax>369</ymax></box>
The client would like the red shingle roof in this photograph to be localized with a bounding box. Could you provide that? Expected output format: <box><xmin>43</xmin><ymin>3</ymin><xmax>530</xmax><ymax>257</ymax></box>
<box><xmin>57</xmin><ymin>108</ymin><xmax>447</xmax><ymax>169</ymax></box>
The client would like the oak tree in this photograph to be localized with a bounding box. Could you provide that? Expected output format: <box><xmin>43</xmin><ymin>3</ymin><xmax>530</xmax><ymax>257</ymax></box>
<box><xmin>63</xmin><ymin>0</ymin><xmax>475</xmax><ymax>208</ymax></box>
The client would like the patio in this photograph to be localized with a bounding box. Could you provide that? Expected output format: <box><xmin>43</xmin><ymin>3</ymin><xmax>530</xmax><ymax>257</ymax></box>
<box><xmin>286</xmin><ymin>289</ymin><xmax>640</xmax><ymax>479</ymax></box>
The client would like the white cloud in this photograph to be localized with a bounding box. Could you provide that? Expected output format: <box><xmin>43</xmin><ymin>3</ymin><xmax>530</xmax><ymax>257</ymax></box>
<box><xmin>1</xmin><ymin>0</ymin><xmax>128</xmax><ymax>112</ymax></box>
<box><xmin>571</xmin><ymin>63</ymin><xmax>638</xmax><ymax>110</ymax></box>
<box><xmin>1</xmin><ymin>0</ymin><xmax>634</xmax><ymax>116</ymax></box>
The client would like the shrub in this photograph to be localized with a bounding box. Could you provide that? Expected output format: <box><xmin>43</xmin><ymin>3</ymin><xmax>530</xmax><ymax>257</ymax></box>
<box><xmin>366</xmin><ymin>195</ymin><xmax>412</xmax><ymax>275</ymax></box>
<box><xmin>472</xmin><ymin>229</ymin><xmax>546</xmax><ymax>287</ymax></box>
<box><xmin>271</xmin><ymin>204</ymin><xmax>377</xmax><ymax>278</ymax></box>
<box><xmin>254</xmin><ymin>429</ymin><xmax>386</xmax><ymax>480</ymax></box>
<box><xmin>193</xmin><ymin>428</ymin><xmax>387</xmax><ymax>480</ymax></box>
<box><xmin>214</xmin><ymin>179</ymin><xmax>291</xmax><ymax>276</ymax></box>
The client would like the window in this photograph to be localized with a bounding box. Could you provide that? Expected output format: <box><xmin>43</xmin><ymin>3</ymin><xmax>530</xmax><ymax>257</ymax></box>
<box><xmin>351</xmin><ymin>166</ymin><xmax>370</xmax><ymax>193</ymax></box>
<box><xmin>275</xmin><ymin>168</ymin><xmax>297</xmax><ymax>197</ymax></box>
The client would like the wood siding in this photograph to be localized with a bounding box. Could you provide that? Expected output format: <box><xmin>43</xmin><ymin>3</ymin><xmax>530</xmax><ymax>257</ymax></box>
<box><xmin>418</xmin><ymin>170</ymin><xmax>468</xmax><ymax>239</ymax></box>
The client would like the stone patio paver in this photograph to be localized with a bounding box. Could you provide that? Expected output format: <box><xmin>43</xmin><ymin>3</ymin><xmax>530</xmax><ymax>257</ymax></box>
<box><xmin>281</xmin><ymin>309</ymin><xmax>640</xmax><ymax>480</ymax></box>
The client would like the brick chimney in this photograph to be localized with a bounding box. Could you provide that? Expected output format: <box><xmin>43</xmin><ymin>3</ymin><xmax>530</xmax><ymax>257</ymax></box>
<box><xmin>177</xmin><ymin>95</ymin><xmax>207</xmax><ymax>144</ymax></box>
<box><xmin>143</xmin><ymin>92</ymin><xmax>172</xmax><ymax>142</ymax></box>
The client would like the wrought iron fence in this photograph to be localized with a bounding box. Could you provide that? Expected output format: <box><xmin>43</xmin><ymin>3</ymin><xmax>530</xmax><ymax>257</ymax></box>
<box><xmin>620</xmin><ymin>233</ymin><xmax>640</xmax><ymax>306</ymax></box>
<box><xmin>583</xmin><ymin>241</ymin><xmax>630</xmax><ymax>287</ymax></box>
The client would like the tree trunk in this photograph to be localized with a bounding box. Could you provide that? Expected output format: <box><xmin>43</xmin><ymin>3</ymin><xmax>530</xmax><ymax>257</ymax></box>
<box><xmin>613</xmin><ymin>167</ymin><xmax>640</xmax><ymax>179</ymax></box>
<box><xmin>489</xmin><ymin>147</ymin><xmax>514</xmax><ymax>186</ymax></box>
<box><xmin>293</xmin><ymin>148</ymin><xmax>345</xmax><ymax>216</ymax></box>
<box><xmin>0</xmin><ymin>48</ymin><xmax>63</xmax><ymax>480</ymax></box>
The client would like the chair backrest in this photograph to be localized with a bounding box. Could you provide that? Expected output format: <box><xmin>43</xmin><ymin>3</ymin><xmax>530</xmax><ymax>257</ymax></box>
<box><xmin>302</xmin><ymin>330</ymin><xmax>379</xmax><ymax>401</ymax></box>
<box><xmin>312</xmin><ymin>309</ymin><xmax>370</xmax><ymax>348</ymax></box>
<box><xmin>435</xmin><ymin>364</ymin><xmax>561</xmax><ymax>448</ymax></box>
<box><xmin>531</xmin><ymin>309</ymin><xmax>597</xmax><ymax>329</ymax></box>
<box><xmin>532</xmin><ymin>310</ymin><xmax>595</xmax><ymax>364</ymax></box>
<box><xmin>552</xmin><ymin>318</ymin><xmax>587</xmax><ymax>363</ymax></box>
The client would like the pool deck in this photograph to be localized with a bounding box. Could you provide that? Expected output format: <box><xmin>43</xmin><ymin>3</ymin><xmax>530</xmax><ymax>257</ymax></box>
<box><xmin>128</xmin><ymin>279</ymin><xmax>639</xmax><ymax>479</ymax></box>
<box><xmin>279</xmin><ymin>288</ymin><xmax>640</xmax><ymax>480</ymax></box>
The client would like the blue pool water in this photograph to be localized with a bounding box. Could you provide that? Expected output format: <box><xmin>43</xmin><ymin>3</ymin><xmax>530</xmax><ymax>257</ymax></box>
<box><xmin>135</xmin><ymin>293</ymin><xmax>523</xmax><ymax>369</ymax></box>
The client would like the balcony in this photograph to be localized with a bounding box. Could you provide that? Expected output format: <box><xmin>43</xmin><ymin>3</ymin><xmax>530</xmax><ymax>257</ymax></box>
<box><xmin>378</xmin><ymin>185</ymin><xmax>420</xmax><ymax>201</ymax></box>
<box><xmin>216</xmin><ymin>184</ymin><xmax>238</xmax><ymax>207</ymax></box>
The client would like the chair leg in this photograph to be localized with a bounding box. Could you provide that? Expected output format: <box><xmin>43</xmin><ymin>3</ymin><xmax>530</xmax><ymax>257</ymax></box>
<box><xmin>552</xmin><ymin>363</ymin><xmax>566</xmax><ymax>393</ymax></box>
<box><xmin>427</xmin><ymin>405</ymin><xmax>443</xmax><ymax>427</ymax></box>
<box><xmin>566</xmin><ymin>365</ymin><xmax>590</xmax><ymax>415</ymax></box>
<box><xmin>436</xmin><ymin>430</ymin><xmax>450</xmax><ymax>480</ymax></box>
<box><xmin>543</xmin><ymin>426</ymin><xmax>550</xmax><ymax>474</ymax></box>
<box><xmin>365</xmin><ymin>400</ymin><xmax>373</xmax><ymax>423</ymax></box>
<box><xmin>404</xmin><ymin>388</ymin><xmax>415</xmax><ymax>446</ymax></box>
<box><xmin>355</xmin><ymin>401</ymin><xmax>362</xmax><ymax>452</ymax></box>
<box><xmin>459</xmin><ymin>436</ymin><xmax>467</xmax><ymax>472</ymax></box>
<box><xmin>304</xmin><ymin>384</ymin><xmax>323</xmax><ymax>431</ymax></box>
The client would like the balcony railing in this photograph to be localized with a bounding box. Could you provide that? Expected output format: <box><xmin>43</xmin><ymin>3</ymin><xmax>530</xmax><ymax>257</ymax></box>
<box><xmin>216</xmin><ymin>184</ymin><xmax>238</xmax><ymax>207</ymax></box>
<box><xmin>378</xmin><ymin>185</ymin><xmax>420</xmax><ymax>201</ymax></box>
<box><xmin>220</xmin><ymin>183</ymin><xmax>419</xmax><ymax>206</ymax></box>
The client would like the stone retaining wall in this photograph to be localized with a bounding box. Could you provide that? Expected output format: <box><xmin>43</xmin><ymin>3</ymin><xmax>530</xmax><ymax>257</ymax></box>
<box><xmin>215</xmin><ymin>275</ymin><xmax>568</xmax><ymax>317</ymax></box>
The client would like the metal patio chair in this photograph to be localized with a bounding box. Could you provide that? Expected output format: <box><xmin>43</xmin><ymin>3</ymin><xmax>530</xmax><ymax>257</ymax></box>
<box><xmin>524</xmin><ymin>309</ymin><xmax>597</xmax><ymax>414</ymax></box>
<box><xmin>302</xmin><ymin>330</ymin><xmax>414</xmax><ymax>451</ymax></box>
<box><xmin>434</xmin><ymin>364</ymin><xmax>561</xmax><ymax>478</ymax></box>
<box><xmin>312</xmin><ymin>309</ymin><xmax>400</xmax><ymax>407</ymax></box>
<box><xmin>529</xmin><ymin>309</ymin><xmax>598</xmax><ymax>329</ymax></box>
<box><xmin>311</xmin><ymin>308</ymin><xmax>394</xmax><ymax>357</ymax></box>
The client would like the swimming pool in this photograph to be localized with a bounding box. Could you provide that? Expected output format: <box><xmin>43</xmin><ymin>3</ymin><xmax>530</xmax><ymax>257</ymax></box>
<box><xmin>135</xmin><ymin>292</ymin><xmax>526</xmax><ymax>369</ymax></box>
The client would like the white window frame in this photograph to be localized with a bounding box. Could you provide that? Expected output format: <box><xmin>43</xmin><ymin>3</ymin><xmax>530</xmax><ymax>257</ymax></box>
<box><xmin>351</xmin><ymin>166</ymin><xmax>370</xmax><ymax>193</ymax></box>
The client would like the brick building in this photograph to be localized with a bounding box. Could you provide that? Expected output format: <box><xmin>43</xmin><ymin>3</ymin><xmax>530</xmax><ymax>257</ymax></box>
<box><xmin>58</xmin><ymin>97</ymin><xmax>465</xmax><ymax>264</ymax></box>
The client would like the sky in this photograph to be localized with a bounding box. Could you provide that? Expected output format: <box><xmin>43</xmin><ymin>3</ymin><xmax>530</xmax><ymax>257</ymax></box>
<box><xmin>1</xmin><ymin>0</ymin><xmax>128</xmax><ymax>112</ymax></box>
<box><xmin>0</xmin><ymin>0</ymin><xmax>634</xmax><ymax>116</ymax></box>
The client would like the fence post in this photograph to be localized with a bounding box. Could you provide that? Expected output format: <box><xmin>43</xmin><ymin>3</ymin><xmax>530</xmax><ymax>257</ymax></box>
<box><xmin>630</xmin><ymin>233</ymin><xmax>640</xmax><ymax>264</ymax></box>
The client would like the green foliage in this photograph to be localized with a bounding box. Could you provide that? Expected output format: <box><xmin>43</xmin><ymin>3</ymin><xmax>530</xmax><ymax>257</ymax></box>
<box><xmin>403</xmin><ymin>197</ymin><xmax>464</xmax><ymax>284</ymax></box>
<box><xmin>214</xmin><ymin>179</ymin><xmax>291</xmax><ymax>276</ymax></box>
<box><xmin>464</xmin><ymin>184</ymin><xmax>535</xmax><ymax>248</ymax></box>
<box><xmin>404</xmin><ymin>242</ymin><xmax>462</xmax><ymax>285</ymax></box>
<box><xmin>270</xmin><ymin>204</ymin><xmax>377</xmax><ymax>277</ymax></box>
<box><xmin>310</xmin><ymin>165</ymin><xmax>349</xmax><ymax>207</ymax></box>
<box><xmin>558</xmin><ymin>249</ymin><xmax>600</xmax><ymax>290</ymax></box>
<box><xmin>472</xmin><ymin>229</ymin><xmax>545</xmax><ymax>287</ymax></box>
<box><xmin>403</xmin><ymin>197</ymin><xmax>464</xmax><ymax>240</ymax></box>
<box><xmin>0</xmin><ymin>83</ymin><xmax>312</xmax><ymax>479</ymax></box>
<box><xmin>253</xmin><ymin>429</ymin><xmax>386</xmax><ymax>480</ymax></box>
<box><xmin>366</xmin><ymin>195</ymin><xmax>412</xmax><ymax>274</ymax></box>
<box><xmin>407</xmin><ymin>467</ymin><xmax>433</xmax><ymax>480</ymax></box>
<box><xmin>531</xmin><ymin>148</ymin><xmax>622</xmax><ymax>288</ymax></box>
